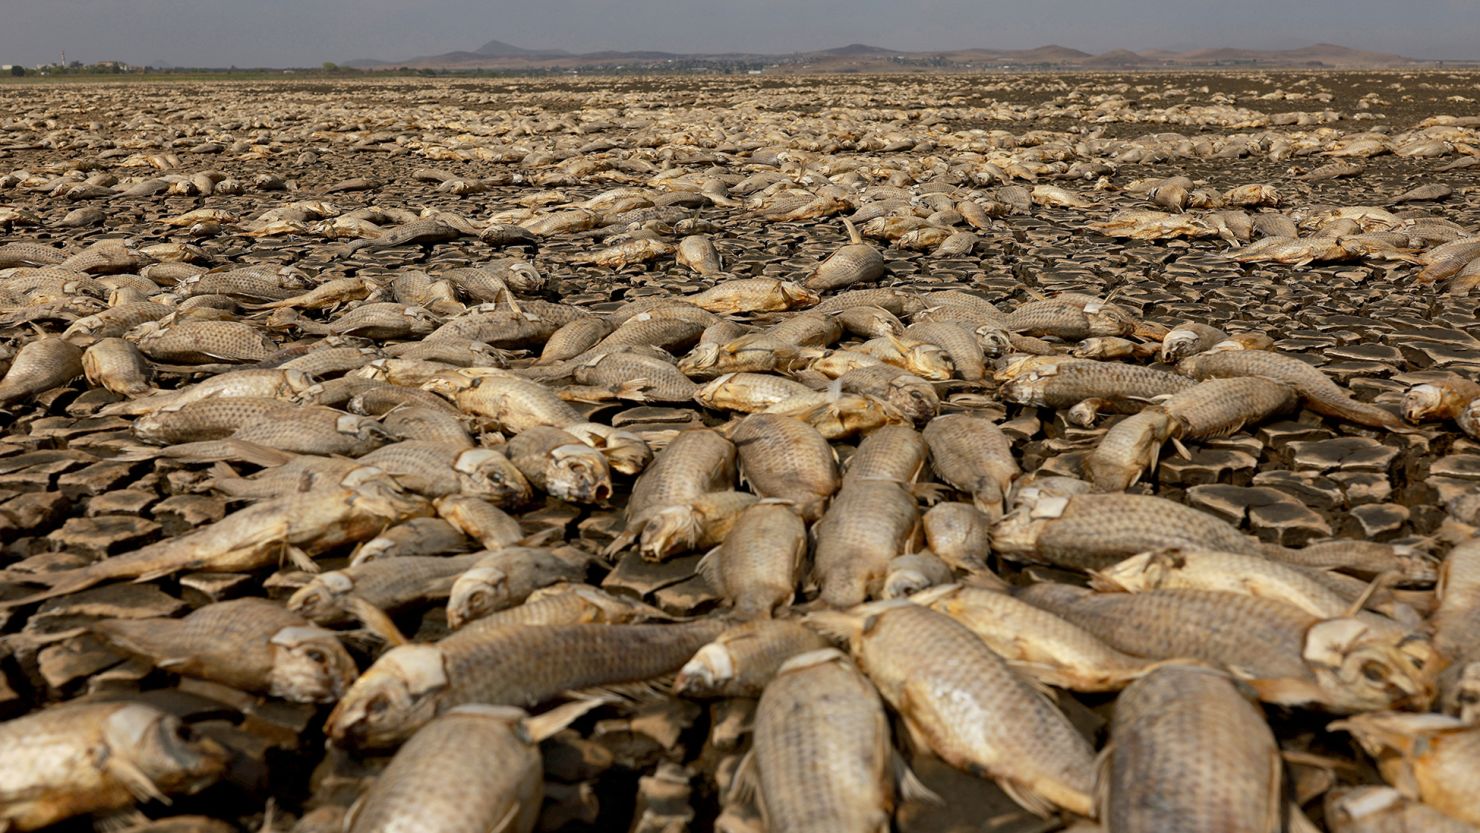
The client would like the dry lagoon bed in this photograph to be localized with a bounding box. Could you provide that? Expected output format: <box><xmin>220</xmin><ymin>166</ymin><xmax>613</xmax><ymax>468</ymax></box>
<box><xmin>0</xmin><ymin>71</ymin><xmax>1479</xmax><ymax>833</ymax></box>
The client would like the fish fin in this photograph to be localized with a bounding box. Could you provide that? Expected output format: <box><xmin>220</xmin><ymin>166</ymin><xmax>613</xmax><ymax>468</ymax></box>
<box><xmin>1169</xmin><ymin>435</ymin><xmax>1193</xmax><ymax>460</ymax></box>
<box><xmin>565</xmin><ymin>675</ymin><xmax>676</xmax><ymax>704</ymax></box>
<box><xmin>1264</xmin><ymin>746</ymin><xmax>1285</xmax><ymax>833</ymax></box>
<box><xmin>601</xmin><ymin>526</ymin><xmax>638</xmax><ymax>560</ymax></box>
<box><xmin>724</xmin><ymin>747</ymin><xmax>759</xmax><ymax>808</ymax></box>
<box><xmin>527</xmin><ymin>697</ymin><xmax>611</xmax><ymax>742</ymax></box>
<box><xmin>800</xmin><ymin>609</ymin><xmax>863</xmax><ymax>646</ymax></box>
<box><xmin>1086</xmin><ymin>569</ymin><xmax>1129</xmax><ymax>592</ymax></box>
<box><xmin>1093</xmin><ymin>740</ymin><xmax>1116</xmax><ymax>822</ymax></box>
<box><xmin>615</xmin><ymin>379</ymin><xmax>652</xmax><ymax>402</ymax></box>
<box><xmin>994</xmin><ymin>777</ymin><xmax>1057</xmax><ymax>820</ymax></box>
<box><xmin>841</xmin><ymin>217</ymin><xmax>863</xmax><ymax>245</ymax></box>
<box><xmin>695</xmin><ymin>546</ymin><xmax>725</xmax><ymax>591</ymax></box>
<box><xmin>155</xmin><ymin>657</ymin><xmax>192</xmax><ymax>670</ymax></box>
<box><xmin>487</xmin><ymin>802</ymin><xmax>521</xmax><ymax>833</ymax></box>
<box><xmin>1004</xmin><ymin>661</ymin><xmax>1063</xmax><ymax>702</ymax></box>
<box><xmin>93</xmin><ymin>809</ymin><xmax>149</xmax><ymax>833</ymax></box>
<box><xmin>344</xmin><ymin>596</ymin><xmax>408</xmax><ymax>647</ymax></box>
<box><xmin>1342</xmin><ymin>572</ymin><xmax>1394</xmax><ymax>618</ymax></box>
<box><xmin>518</xmin><ymin>527</ymin><xmax>565</xmax><ymax>548</ymax></box>
<box><xmin>282</xmin><ymin>544</ymin><xmax>320</xmax><ymax>574</ymax></box>
<box><xmin>106</xmin><ymin>754</ymin><xmax>170</xmax><ymax>805</ymax></box>
<box><xmin>1244</xmin><ymin>676</ymin><xmax>1326</xmax><ymax>706</ymax></box>
<box><xmin>0</xmin><ymin>571</ymin><xmax>99</xmax><ymax>609</ymax></box>
<box><xmin>1285</xmin><ymin>802</ymin><xmax>1322</xmax><ymax>833</ymax></box>
<box><xmin>892</xmin><ymin>751</ymin><xmax>943</xmax><ymax>805</ymax></box>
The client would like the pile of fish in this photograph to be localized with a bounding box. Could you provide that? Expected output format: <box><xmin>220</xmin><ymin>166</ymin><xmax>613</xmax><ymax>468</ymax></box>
<box><xmin>0</xmin><ymin>69</ymin><xmax>1478</xmax><ymax>833</ymax></box>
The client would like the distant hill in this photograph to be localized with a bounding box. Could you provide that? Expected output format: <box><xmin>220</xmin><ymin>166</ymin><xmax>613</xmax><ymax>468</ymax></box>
<box><xmin>343</xmin><ymin>39</ymin><xmax>1426</xmax><ymax>72</ymax></box>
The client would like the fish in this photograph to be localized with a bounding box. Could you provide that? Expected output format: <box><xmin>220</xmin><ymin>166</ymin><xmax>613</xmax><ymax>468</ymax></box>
<box><xmin>445</xmin><ymin>546</ymin><xmax>588</xmax><ymax>629</ymax></box>
<box><xmin>751</xmin><ymin>649</ymin><xmax>900</xmax><ymax>833</ymax></box>
<box><xmin>326</xmin><ymin>619</ymin><xmax>726</xmax><ymax>747</ymax></box>
<box><xmin>1018</xmin><ymin>584</ymin><xmax>1433</xmax><ymax>713</ymax></box>
<box><xmin>0</xmin><ymin>702</ymin><xmax>227</xmax><ymax>831</ymax></box>
<box><xmin>1178</xmin><ymin>350</ymin><xmax>1409</xmax><ymax>432</ymax></box>
<box><xmin>730</xmin><ymin>413</ymin><xmax>839</xmax><ymax>521</ymax></box>
<box><xmin>827</xmin><ymin>601</ymin><xmax>1098</xmax><ymax>817</ymax></box>
<box><xmin>697</xmin><ymin>501</ymin><xmax>807</xmax><ymax>618</ymax></box>
<box><xmin>922</xmin><ymin>413</ymin><xmax>1019</xmax><ymax>519</ymax></box>
<box><xmin>2</xmin><ymin>468</ymin><xmax>430</xmax><ymax>606</ymax></box>
<box><xmin>95</xmin><ymin>597</ymin><xmax>356</xmax><ymax>701</ymax></box>
<box><xmin>805</xmin><ymin>218</ymin><xmax>886</xmax><ymax>291</ymax></box>
<box><xmin>673</xmin><ymin>620</ymin><xmax>831</xmax><ymax>698</ymax></box>
<box><xmin>1333</xmin><ymin>712</ymin><xmax>1480</xmax><ymax>826</ymax></box>
<box><xmin>813</xmin><ymin>480</ymin><xmax>920</xmax><ymax>608</ymax></box>
<box><xmin>1104</xmin><ymin>664</ymin><xmax>1281</xmax><ymax>833</ymax></box>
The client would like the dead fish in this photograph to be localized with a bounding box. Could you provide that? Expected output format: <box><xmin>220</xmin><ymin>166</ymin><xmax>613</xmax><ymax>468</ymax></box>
<box><xmin>445</xmin><ymin>547</ymin><xmax>588</xmax><ymax>629</ymax></box>
<box><xmin>751</xmin><ymin>649</ymin><xmax>904</xmax><ymax>833</ymax></box>
<box><xmin>505</xmin><ymin>426</ymin><xmax>613</xmax><ymax>504</ymax></box>
<box><xmin>0</xmin><ymin>702</ymin><xmax>227</xmax><ymax>832</ymax></box>
<box><xmin>81</xmin><ymin>336</ymin><xmax>154</xmax><ymax>397</ymax></box>
<box><xmin>345</xmin><ymin>703</ymin><xmax>594</xmax><ymax>833</ymax></box>
<box><xmin>730</xmin><ymin>413</ymin><xmax>839</xmax><ymax>521</ymax></box>
<box><xmin>697</xmin><ymin>501</ymin><xmax>807</xmax><ymax>618</ymax></box>
<box><xmin>1019</xmin><ymin>584</ymin><xmax>1433</xmax><ymax>713</ymax></box>
<box><xmin>95</xmin><ymin>597</ymin><xmax>356</xmax><ymax>702</ymax></box>
<box><xmin>1332</xmin><ymin>712</ymin><xmax>1480</xmax><ymax>826</ymax></box>
<box><xmin>824</xmin><ymin>601</ymin><xmax>1098</xmax><ymax>817</ymax></box>
<box><xmin>0</xmin><ymin>336</ymin><xmax>83</xmax><ymax>406</ymax></box>
<box><xmin>814</xmin><ymin>480</ymin><xmax>920</xmax><ymax>608</ymax></box>
<box><xmin>805</xmin><ymin>218</ymin><xmax>885</xmax><ymax>292</ymax></box>
<box><xmin>326</xmin><ymin>619</ymin><xmax>725</xmax><ymax>748</ymax></box>
<box><xmin>1178</xmin><ymin>350</ymin><xmax>1408</xmax><ymax>431</ymax></box>
<box><xmin>922</xmin><ymin>413</ymin><xmax>1019</xmax><ymax>519</ymax></box>
<box><xmin>1104</xmin><ymin>664</ymin><xmax>1281</xmax><ymax>833</ymax></box>
<box><xmin>673</xmin><ymin>620</ymin><xmax>830</xmax><ymax>698</ymax></box>
<box><xmin>1</xmin><ymin>469</ymin><xmax>429</xmax><ymax>607</ymax></box>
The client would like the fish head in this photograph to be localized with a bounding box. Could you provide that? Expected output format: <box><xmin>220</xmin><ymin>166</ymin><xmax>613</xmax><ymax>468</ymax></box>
<box><xmin>103</xmin><ymin>704</ymin><xmax>228</xmax><ymax>797</ymax></box>
<box><xmin>401</xmin><ymin>306</ymin><xmax>442</xmax><ymax>335</ymax></box>
<box><xmin>884</xmin><ymin>376</ymin><xmax>939</xmax><ymax>423</ymax></box>
<box><xmin>904</xmin><ymin>343</ymin><xmax>954</xmax><ymax>381</ymax></box>
<box><xmin>1159</xmin><ymin>328</ymin><xmax>1204</xmax><ymax>363</ymax></box>
<box><xmin>281</xmin><ymin>369</ymin><xmax>319</xmax><ymax>396</ymax></box>
<box><xmin>1090</xmin><ymin>550</ymin><xmax>1169</xmax><ymax>592</ymax></box>
<box><xmin>673</xmin><ymin>641</ymin><xmax>738</xmax><ymax>697</ymax></box>
<box><xmin>637</xmin><ymin>504</ymin><xmax>704</xmax><ymax>562</ymax></box>
<box><xmin>779</xmin><ymin>280</ymin><xmax>822</xmax><ymax>308</ymax></box>
<box><xmin>974</xmin><ymin>325</ymin><xmax>1013</xmax><ymax>357</ymax></box>
<box><xmin>883</xmin><ymin>566</ymin><xmax>934</xmax><ymax>599</ymax></box>
<box><xmin>995</xmin><ymin>376</ymin><xmax>1045</xmax><ymax>408</ymax></box>
<box><xmin>1084</xmin><ymin>302</ymin><xmax>1136</xmax><ymax>337</ymax></box>
<box><xmin>455</xmin><ymin>448</ymin><xmax>532</xmax><ymax>505</ymax></box>
<box><xmin>677</xmin><ymin>342</ymin><xmax>722</xmax><ymax>376</ymax></box>
<box><xmin>327</xmin><ymin>644</ymin><xmax>447</xmax><ymax>749</ymax></box>
<box><xmin>565</xmin><ymin>424</ymin><xmax>650</xmax><ymax>476</ymax></box>
<box><xmin>447</xmin><ymin>565</ymin><xmax>511</xmax><ymax>629</ymax></box>
<box><xmin>267</xmin><ymin>625</ymin><xmax>358</xmax><ymax>703</ymax></box>
<box><xmin>1305</xmin><ymin>618</ymin><xmax>1436</xmax><ymax>713</ymax></box>
<box><xmin>287</xmin><ymin>571</ymin><xmax>354</xmax><ymax>621</ymax></box>
<box><xmin>501</xmin><ymin>262</ymin><xmax>546</xmax><ymax>294</ymax></box>
<box><xmin>1401</xmin><ymin>383</ymin><xmax>1447</xmax><ymax>423</ymax></box>
<box><xmin>547</xmin><ymin>444</ymin><xmax>613</xmax><ymax>504</ymax></box>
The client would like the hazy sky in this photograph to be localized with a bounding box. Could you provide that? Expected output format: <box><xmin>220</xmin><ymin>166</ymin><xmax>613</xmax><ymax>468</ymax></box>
<box><xmin>3</xmin><ymin>0</ymin><xmax>1478</xmax><ymax>68</ymax></box>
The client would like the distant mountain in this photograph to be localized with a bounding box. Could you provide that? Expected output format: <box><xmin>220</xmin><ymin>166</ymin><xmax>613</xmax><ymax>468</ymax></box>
<box><xmin>474</xmin><ymin>39</ymin><xmax>569</xmax><ymax>57</ymax></box>
<box><xmin>343</xmin><ymin>39</ymin><xmax>1427</xmax><ymax>72</ymax></box>
<box><xmin>816</xmin><ymin>43</ymin><xmax>899</xmax><ymax>56</ymax></box>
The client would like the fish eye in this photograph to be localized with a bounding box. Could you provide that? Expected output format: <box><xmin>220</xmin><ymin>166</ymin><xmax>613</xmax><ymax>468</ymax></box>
<box><xmin>367</xmin><ymin>695</ymin><xmax>389</xmax><ymax>716</ymax></box>
<box><xmin>305</xmin><ymin>648</ymin><xmax>327</xmax><ymax>664</ymax></box>
<box><xmin>1361</xmin><ymin>661</ymin><xmax>1387</xmax><ymax>682</ymax></box>
<box><xmin>173</xmin><ymin>723</ymin><xmax>196</xmax><ymax>742</ymax></box>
